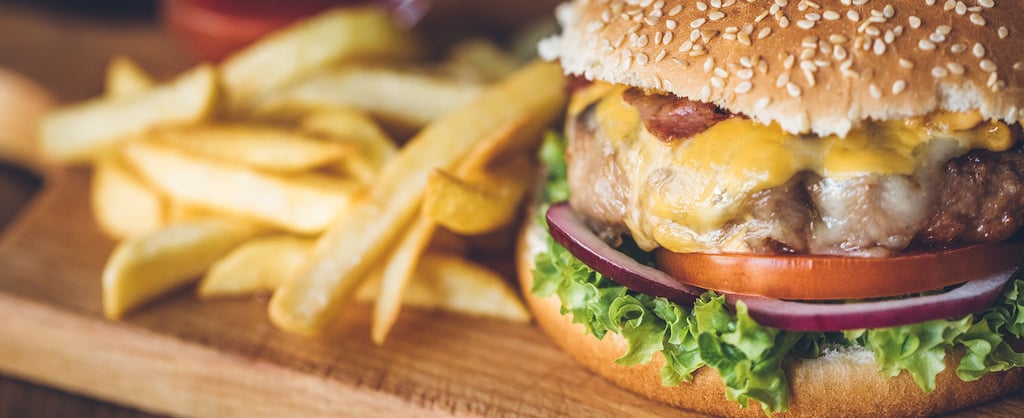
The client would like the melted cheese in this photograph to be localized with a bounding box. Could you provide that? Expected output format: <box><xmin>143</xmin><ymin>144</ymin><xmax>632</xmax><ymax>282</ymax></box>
<box><xmin>576</xmin><ymin>84</ymin><xmax>1017</xmax><ymax>252</ymax></box>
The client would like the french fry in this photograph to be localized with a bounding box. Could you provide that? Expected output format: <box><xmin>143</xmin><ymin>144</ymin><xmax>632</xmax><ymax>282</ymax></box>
<box><xmin>198</xmin><ymin>236</ymin><xmax>313</xmax><ymax>298</ymax></box>
<box><xmin>122</xmin><ymin>140</ymin><xmax>358</xmax><ymax>234</ymax></box>
<box><xmin>447</xmin><ymin>38</ymin><xmax>522</xmax><ymax>82</ymax></box>
<box><xmin>422</xmin><ymin>155</ymin><xmax>532</xmax><ymax>235</ymax></box>
<box><xmin>254</xmin><ymin>67</ymin><xmax>483</xmax><ymax>129</ymax></box>
<box><xmin>221</xmin><ymin>7</ymin><xmax>418</xmax><ymax>110</ymax></box>
<box><xmin>371</xmin><ymin>215</ymin><xmax>436</xmax><ymax>344</ymax></box>
<box><xmin>300</xmin><ymin>107</ymin><xmax>396</xmax><ymax>182</ymax></box>
<box><xmin>369</xmin><ymin>122</ymin><xmax>531</xmax><ymax>343</ymax></box>
<box><xmin>357</xmin><ymin>253</ymin><xmax>529</xmax><ymax>322</ymax></box>
<box><xmin>105</xmin><ymin>55</ymin><xmax>155</xmax><ymax>98</ymax></box>
<box><xmin>269</xmin><ymin>61</ymin><xmax>566</xmax><ymax>336</ymax></box>
<box><xmin>166</xmin><ymin>202</ymin><xmax>220</xmax><ymax>224</ymax></box>
<box><xmin>102</xmin><ymin>219</ymin><xmax>261</xmax><ymax>319</ymax></box>
<box><xmin>91</xmin><ymin>154</ymin><xmax>165</xmax><ymax>240</ymax></box>
<box><xmin>40</xmin><ymin>64</ymin><xmax>217</xmax><ymax>163</ymax></box>
<box><xmin>149</xmin><ymin>124</ymin><xmax>354</xmax><ymax>173</ymax></box>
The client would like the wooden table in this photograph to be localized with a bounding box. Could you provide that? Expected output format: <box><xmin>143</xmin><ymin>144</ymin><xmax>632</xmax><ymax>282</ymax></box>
<box><xmin>1</xmin><ymin>2</ymin><xmax>1022</xmax><ymax>417</ymax></box>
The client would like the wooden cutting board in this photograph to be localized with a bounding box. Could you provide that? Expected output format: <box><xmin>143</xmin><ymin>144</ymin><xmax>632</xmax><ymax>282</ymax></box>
<box><xmin>0</xmin><ymin>168</ymin><xmax>1021</xmax><ymax>418</ymax></box>
<box><xmin>0</xmin><ymin>167</ymin><xmax>694</xmax><ymax>417</ymax></box>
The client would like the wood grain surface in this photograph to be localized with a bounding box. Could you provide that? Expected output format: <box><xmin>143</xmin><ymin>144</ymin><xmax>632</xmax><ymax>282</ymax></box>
<box><xmin>0</xmin><ymin>2</ymin><xmax>1022</xmax><ymax>417</ymax></box>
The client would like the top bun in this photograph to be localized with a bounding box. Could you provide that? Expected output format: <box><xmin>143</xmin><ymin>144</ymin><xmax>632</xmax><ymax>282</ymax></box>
<box><xmin>539</xmin><ymin>0</ymin><xmax>1024</xmax><ymax>137</ymax></box>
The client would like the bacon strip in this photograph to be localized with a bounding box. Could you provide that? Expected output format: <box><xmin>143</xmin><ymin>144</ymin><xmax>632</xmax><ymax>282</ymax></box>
<box><xmin>622</xmin><ymin>88</ymin><xmax>733</xmax><ymax>141</ymax></box>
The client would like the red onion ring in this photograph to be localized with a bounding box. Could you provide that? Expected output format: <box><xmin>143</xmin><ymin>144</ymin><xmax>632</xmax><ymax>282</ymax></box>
<box><xmin>545</xmin><ymin>202</ymin><xmax>1017</xmax><ymax>331</ymax></box>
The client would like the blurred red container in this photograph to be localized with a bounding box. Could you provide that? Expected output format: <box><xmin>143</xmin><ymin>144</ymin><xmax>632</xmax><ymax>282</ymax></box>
<box><xmin>163</xmin><ymin>0</ymin><xmax>426</xmax><ymax>61</ymax></box>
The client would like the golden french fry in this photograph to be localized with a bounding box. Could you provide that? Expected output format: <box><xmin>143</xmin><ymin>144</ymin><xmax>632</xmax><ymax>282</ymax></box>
<box><xmin>91</xmin><ymin>154</ymin><xmax>165</xmax><ymax>240</ymax></box>
<box><xmin>357</xmin><ymin>253</ymin><xmax>529</xmax><ymax>322</ymax></box>
<box><xmin>268</xmin><ymin>61</ymin><xmax>566</xmax><ymax>336</ymax></box>
<box><xmin>221</xmin><ymin>7</ymin><xmax>418</xmax><ymax>110</ymax></box>
<box><xmin>122</xmin><ymin>141</ymin><xmax>358</xmax><ymax>234</ymax></box>
<box><xmin>422</xmin><ymin>156</ymin><xmax>532</xmax><ymax>235</ymax></box>
<box><xmin>371</xmin><ymin>136</ymin><xmax>535</xmax><ymax>342</ymax></box>
<box><xmin>105</xmin><ymin>55</ymin><xmax>155</xmax><ymax>98</ymax></box>
<box><xmin>371</xmin><ymin>215</ymin><xmax>435</xmax><ymax>345</ymax></box>
<box><xmin>198</xmin><ymin>236</ymin><xmax>313</xmax><ymax>298</ymax></box>
<box><xmin>447</xmin><ymin>38</ymin><xmax>521</xmax><ymax>82</ymax></box>
<box><xmin>300</xmin><ymin>107</ymin><xmax>396</xmax><ymax>182</ymax></box>
<box><xmin>150</xmin><ymin>124</ymin><xmax>354</xmax><ymax>173</ymax></box>
<box><xmin>254</xmin><ymin>66</ymin><xmax>483</xmax><ymax>129</ymax></box>
<box><xmin>102</xmin><ymin>219</ymin><xmax>261</xmax><ymax>319</ymax></box>
<box><xmin>166</xmin><ymin>202</ymin><xmax>220</xmax><ymax>223</ymax></box>
<box><xmin>41</xmin><ymin>64</ymin><xmax>217</xmax><ymax>163</ymax></box>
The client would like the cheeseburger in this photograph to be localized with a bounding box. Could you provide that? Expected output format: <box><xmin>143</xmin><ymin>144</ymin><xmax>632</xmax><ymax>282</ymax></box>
<box><xmin>519</xmin><ymin>0</ymin><xmax>1024</xmax><ymax>416</ymax></box>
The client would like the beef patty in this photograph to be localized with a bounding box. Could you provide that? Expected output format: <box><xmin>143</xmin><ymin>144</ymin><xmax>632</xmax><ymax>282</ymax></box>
<box><xmin>567</xmin><ymin>93</ymin><xmax>1024</xmax><ymax>257</ymax></box>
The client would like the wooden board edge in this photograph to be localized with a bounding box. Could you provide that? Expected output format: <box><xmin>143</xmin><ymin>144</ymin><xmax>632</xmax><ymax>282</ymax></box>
<box><xmin>0</xmin><ymin>291</ymin><xmax>447</xmax><ymax>418</ymax></box>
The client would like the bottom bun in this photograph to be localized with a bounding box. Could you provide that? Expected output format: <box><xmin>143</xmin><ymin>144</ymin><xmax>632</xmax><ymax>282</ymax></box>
<box><xmin>516</xmin><ymin>220</ymin><xmax>1024</xmax><ymax>417</ymax></box>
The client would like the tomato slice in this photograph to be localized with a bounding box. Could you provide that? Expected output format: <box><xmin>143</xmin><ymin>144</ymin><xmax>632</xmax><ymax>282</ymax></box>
<box><xmin>655</xmin><ymin>243</ymin><xmax>1024</xmax><ymax>300</ymax></box>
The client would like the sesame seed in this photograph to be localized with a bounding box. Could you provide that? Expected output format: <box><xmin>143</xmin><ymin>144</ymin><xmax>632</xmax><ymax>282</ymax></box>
<box><xmin>735</xmin><ymin>81</ymin><xmax>753</xmax><ymax>94</ymax></box>
<box><xmin>755</xmin><ymin>97</ymin><xmax>772</xmax><ymax>108</ymax></box>
<box><xmin>655</xmin><ymin>49</ymin><xmax>668</xmax><ymax>62</ymax></box>
<box><xmin>969</xmin><ymin>13</ymin><xmax>986</xmax><ymax>26</ymax></box>
<box><xmin>932</xmin><ymin>66</ymin><xmax>949</xmax><ymax>78</ymax></box>
<box><xmin>892</xmin><ymin>80</ymin><xmax>907</xmax><ymax>94</ymax></box>
<box><xmin>872</xmin><ymin>39</ymin><xmax>886</xmax><ymax>55</ymax></box>
<box><xmin>847</xmin><ymin>10</ymin><xmax>860</xmax><ymax>22</ymax></box>
<box><xmin>704</xmin><ymin>57</ymin><xmax>715</xmax><ymax>73</ymax></box>
<box><xmin>930</xmin><ymin>32</ymin><xmax>947</xmax><ymax>43</ymax></box>
<box><xmin>834</xmin><ymin>45</ymin><xmax>848</xmax><ymax>60</ymax></box>
<box><xmin>999</xmin><ymin>27</ymin><xmax>1009</xmax><ymax>39</ymax></box>
<box><xmin>758</xmin><ymin>27</ymin><xmax>772</xmax><ymax>39</ymax></box>
<box><xmin>869</xmin><ymin>84</ymin><xmax>882</xmax><ymax>98</ymax></box>
<box><xmin>980</xmin><ymin>59</ymin><xmax>997</xmax><ymax>72</ymax></box>
<box><xmin>908</xmin><ymin>16</ymin><xmax>921</xmax><ymax>29</ymax></box>
<box><xmin>899</xmin><ymin>58</ymin><xmax>914</xmax><ymax>69</ymax></box>
<box><xmin>1015</xmin><ymin>62</ymin><xmax>1024</xmax><ymax>71</ymax></box>
<box><xmin>918</xmin><ymin>39</ymin><xmax>936</xmax><ymax>51</ymax></box>
<box><xmin>666</xmin><ymin>19</ymin><xmax>678</xmax><ymax>29</ymax></box>
<box><xmin>786</xmin><ymin>82</ymin><xmax>802</xmax><ymax>97</ymax></box>
<box><xmin>690</xmin><ymin>18</ymin><xmax>707</xmax><ymax>28</ymax></box>
<box><xmin>637</xmin><ymin>34</ymin><xmax>649</xmax><ymax>46</ymax></box>
<box><xmin>708</xmin><ymin>11</ymin><xmax>726</xmax><ymax>21</ymax></box>
<box><xmin>973</xmin><ymin>43</ymin><xmax>986</xmax><ymax>58</ymax></box>
<box><xmin>936</xmin><ymin>25</ymin><xmax>952</xmax><ymax>35</ymax></box>
<box><xmin>776</xmin><ymin>72</ymin><xmax>790</xmax><ymax>88</ymax></box>
<box><xmin>714</xmin><ymin>67</ymin><xmax>729</xmax><ymax>78</ymax></box>
<box><xmin>668</xmin><ymin>5</ymin><xmax>683</xmax><ymax>16</ymax></box>
<box><xmin>946</xmin><ymin>62</ymin><xmax>965</xmax><ymax>75</ymax></box>
<box><xmin>700</xmin><ymin>85</ymin><xmax>712</xmax><ymax>100</ymax></box>
<box><xmin>737</xmin><ymin>68</ymin><xmax>754</xmax><ymax>79</ymax></box>
<box><xmin>663</xmin><ymin>31</ymin><xmax>674</xmax><ymax>45</ymax></box>
<box><xmin>951</xmin><ymin>44</ymin><xmax>966</xmax><ymax>53</ymax></box>
<box><xmin>636</xmin><ymin>53</ymin><xmax>649</xmax><ymax>65</ymax></box>
<box><xmin>979</xmin><ymin>0</ymin><xmax>994</xmax><ymax>7</ymax></box>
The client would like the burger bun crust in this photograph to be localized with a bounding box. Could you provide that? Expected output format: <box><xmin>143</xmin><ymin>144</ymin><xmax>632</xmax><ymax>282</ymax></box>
<box><xmin>539</xmin><ymin>0</ymin><xmax>1024</xmax><ymax>137</ymax></box>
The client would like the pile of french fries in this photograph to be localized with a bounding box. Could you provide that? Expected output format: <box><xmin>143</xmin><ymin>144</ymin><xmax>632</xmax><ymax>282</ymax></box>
<box><xmin>38</xmin><ymin>7</ymin><xmax>567</xmax><ymax>344</ymax></box>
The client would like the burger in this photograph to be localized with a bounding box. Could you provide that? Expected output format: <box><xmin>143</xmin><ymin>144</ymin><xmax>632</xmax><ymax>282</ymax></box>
<box><xmin>519</xmin><ymin>0</ymin><xmax>1024</xmax><ymax>416</ymax></box>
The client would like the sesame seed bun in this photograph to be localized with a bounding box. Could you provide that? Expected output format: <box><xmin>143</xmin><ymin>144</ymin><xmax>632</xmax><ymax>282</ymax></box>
<box><xmin>516</xmin><ymin>218</ymin><xmax>1024</xmax><ymax>417</ymax></box>
<box><xmin>538</xmin><ymin>0</ymin><xmax>1024</xmax><ymax>137</ymax></box>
